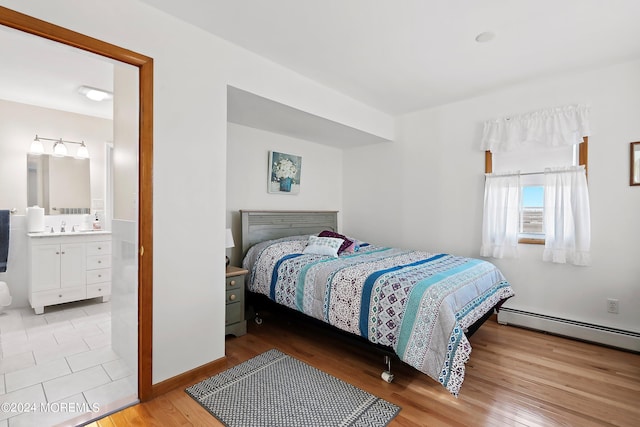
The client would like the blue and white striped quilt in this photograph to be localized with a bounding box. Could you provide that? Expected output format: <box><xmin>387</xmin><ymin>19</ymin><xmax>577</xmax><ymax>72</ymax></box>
<box><xmin>243</xmin><ymin>236</ymin><xmax>514</xmax><ymax>396</ymax></box>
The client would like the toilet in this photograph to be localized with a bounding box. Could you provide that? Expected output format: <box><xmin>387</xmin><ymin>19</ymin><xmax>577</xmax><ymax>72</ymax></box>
<box><xmin>0</xmin><ymin>281</ymin><xmax>11</xmax><ymax>314</ymax></box>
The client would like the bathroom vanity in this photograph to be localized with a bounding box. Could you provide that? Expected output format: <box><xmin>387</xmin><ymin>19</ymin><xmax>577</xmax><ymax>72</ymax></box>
<box><xmin>27</xmin><ymin>231</ymin><xmax>112</xmax><ymax>314</ymax></box>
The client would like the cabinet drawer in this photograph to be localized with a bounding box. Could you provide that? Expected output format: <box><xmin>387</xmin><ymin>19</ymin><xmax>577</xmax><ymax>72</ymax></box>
<box><xmin>87</xmin><ymin>283</ymin><xmax>111</xmax><ymax>299</ymax></box>
<box><xmin>226</xmin><ymin>275</ymin><xmax>243</xmax><ymax>290</ymax></box>
<box><xmin>226</xmin><ymin>289</ymin><xmax>242</xmax><ymax>304</ymax></box>
<box><xmin>31</xmin><ymin>286</ymin><xmax>86</xmax><ymax>307</ymax></box>
<box><xmin>87</xmin><ymin>255</ymin><xmax>111</xmax><ymax>270</ymax></box>
<box><xmin>87</xmin><ymin>268</ymin><xmax>111</xmax><ymax>285</ymax></box>
<box><xmin>225</xmin><ymin>302</ymin><xmax>242</xmax><ymax>325</ymax></box>
<box><xmin>86</xmin><ymin>241</ymin><xmax>112</xmax><ymax>256</ymax></box>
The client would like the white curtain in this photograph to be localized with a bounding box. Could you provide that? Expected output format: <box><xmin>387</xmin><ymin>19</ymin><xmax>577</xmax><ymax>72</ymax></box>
<box><xmin>480</xmin><ymin>172</ymin><xmax>520</xmax><ymax>259</ymax></box>
<box><xmin>481</xmin><ymin>104</ymin><xmax>590</xmax><ymax>152</ymax></box>
<box><xmin>543</xmin><ymin>166</ymin><xmax>591</xmax><ymax>266</ymax></box>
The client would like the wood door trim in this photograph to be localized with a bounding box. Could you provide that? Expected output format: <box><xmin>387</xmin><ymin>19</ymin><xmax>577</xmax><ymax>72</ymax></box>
<box><xmin>0</xmin><ymin>6</ymin><xmax>154</xmax><ymax>401</ymax></box>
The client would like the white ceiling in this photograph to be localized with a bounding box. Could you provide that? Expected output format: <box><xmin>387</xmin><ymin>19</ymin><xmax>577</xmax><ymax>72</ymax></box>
<box><xmin>2</xmin><ymin>1</ymin><xmax>640</xmax><ymax>140</ymax></box>
<box><xmin>141</xmin><ymin>0</ymin><xmax>640</xmax><ymax>115</ymax></box>
<box><xmin>0</xmin><ymin>25</ymin><xmax>114</xmax><ymax>120</ymax></box>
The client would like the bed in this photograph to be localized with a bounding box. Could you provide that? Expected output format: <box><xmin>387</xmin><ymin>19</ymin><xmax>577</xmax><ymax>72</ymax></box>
<box><xmin>240</xmin><ymin>210</ymin><xmax>514</xmax><ymax>396</ymax></box>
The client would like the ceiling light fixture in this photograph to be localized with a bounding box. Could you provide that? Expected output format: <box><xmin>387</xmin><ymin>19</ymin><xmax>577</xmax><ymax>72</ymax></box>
<box><xmin>475</xmin><ymin>31</ymin><xmax>495</xmax><ymax>43</ymax></box>
<box><xmin>78</xmin><ymin>85</ymin><xmax>113</xmax><ymax>102</ymax></box>
<box><xmin>30</xmin><ymin>134</ymin><xmax>90</xmax><ymax>159</ymax></box>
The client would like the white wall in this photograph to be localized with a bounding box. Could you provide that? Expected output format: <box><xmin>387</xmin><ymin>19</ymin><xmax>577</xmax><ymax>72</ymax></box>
<box><xmin>344</xmin><ymin>59</ymin><xmax>640</xmax><ymax>333</ymax></box>
<box><xmin>0</xmin><ymin>0</ymin><xmax>393</xmax><ymax>384</ymax></box>
<box><xmin>226</xmin><ymin>123</ymin><xmax>343</xmax><ymax>266</ymax></box>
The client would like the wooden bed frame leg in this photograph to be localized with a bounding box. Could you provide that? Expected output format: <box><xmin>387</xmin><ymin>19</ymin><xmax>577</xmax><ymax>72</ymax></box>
<box><xmin>382</xmin><ymin>355</ymin><xmax>394</xmax><ymax>383</ymax></box>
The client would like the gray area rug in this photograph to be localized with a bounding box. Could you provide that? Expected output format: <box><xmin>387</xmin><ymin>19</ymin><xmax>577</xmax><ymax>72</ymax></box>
<box><xmin>185</xmin><ymin>349</ymin><xmax>401</xmax><ymax>427</ymax></box>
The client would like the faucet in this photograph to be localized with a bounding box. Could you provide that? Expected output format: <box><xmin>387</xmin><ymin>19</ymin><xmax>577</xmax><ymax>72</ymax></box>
<box><xmin>60</xmin><ymin>221</ymin><xmax>66</xmax><ymax>233</ymax></box>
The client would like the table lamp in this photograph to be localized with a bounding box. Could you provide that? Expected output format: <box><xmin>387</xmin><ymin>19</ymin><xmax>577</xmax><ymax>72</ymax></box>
<box><xmin>225</xmin><ymin>228</ymin><xmax>235</xmax><ymax>267</ymax></box>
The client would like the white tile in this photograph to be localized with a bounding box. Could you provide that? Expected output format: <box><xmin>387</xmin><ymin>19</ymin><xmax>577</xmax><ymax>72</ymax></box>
<box><xmin>7</xmin><ymin>393</ymin><xmax>90</xmax><ymax>427</ymax></box>
<box><xmin>42</xmin><ymin>366</ymin><xmax>111</xmax><ymax>403</ymax></box>
<box><xmin>2</xmin><ymin>333</ymin><xmax>57</xmax><ymax>358</ymax></box>
<box><xmin>72</xmin><ymin>312</ymin><xmax>110</xmax><ymax>329</ymax></box>
<box><xmin>83</xmin><ymin>333</ymin><xmax>110</xmax><ymax>350</ymax></box>
<box><xmin>19</xmin><ymin>316</ymin><xmax>47</xmax><ymax>330</ymax></box>
<box><xmin>0</xmin><ymin>418</ymin><xmax>6</xmax><ymax>427</ymax></box>
<box><xmin>0</xmin><ymin>315</ymin><xmax>26</xmax><ymax>335</ymax></box>
<box><xmin>43</xmin><ymin>308</ymin><xmax>88</xmax><ymax>326</ymax></box>
<box><xmin>102</xmin><ymin>359</ymin><xmax>132</xmax><ymax>381</ymax></box>
<box><xmin>0</xmin><ymin>351</ymin><xmax>36</xmax><ymax>375</ymax></box>
<box><xmin>66</xmin><ymin>347</ymin><xmax>119</xmax><ymax>373</ymax></box>
<box><xmin>96</xmin><ymin>321</ymin><xmax>111</xmax><ymax>334</ymax></box>
<box><xmin>83</xmin><ymin>377</ymin><xmax>137</xmax><ymax>411</ymax></box>
<box><xmin>25</xmin><ymin>320</ymin><xmax>74</xmax><ymax>341</ymax></box>
<box><xmin>53</xmin><ymin>324</ymin><xmax>103</xmax><ymax>344</ymax></box>
<box><xmin>81</xmin><ymin>301</ymin><xmax>111</xmax><ymax>316</ymax></box>
<box><xmin>0</xmin><ymin>373</ymin><xmax>4</xmax><ymax>394</ymax></box>
<box><xmin>5</xmin><ymin>358</ymin><xmax>72</xmax><ymax>393</ymax></box>
<box><xmin>0</xmin><ymin>384</ymin><xmax>46</xmax><ymax>422</ymax></box>
<box><xmin>33</xmin><ymin>338</ymin><xmax>90</xmax><ymax>365</ymax></box>
<box><xmin>0</xmin><ymin>329</ymin><xmax>27</xmax><ymax>346</ymax></box>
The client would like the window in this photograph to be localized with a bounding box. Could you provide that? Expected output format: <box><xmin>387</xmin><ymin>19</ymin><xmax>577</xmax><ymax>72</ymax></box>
<box><xmin>520</xmin><ymin>184</ymin><xmax>544</xmax><ymax>240</ymax></box>
<box><xmin>485</xmin><ymin>137</ymin><xmax>588</xmax><ymax>245</ymax></box>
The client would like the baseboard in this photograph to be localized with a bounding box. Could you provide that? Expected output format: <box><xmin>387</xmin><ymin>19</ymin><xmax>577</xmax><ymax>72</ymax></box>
<box><xmin>497</xmin><ymin>308</ymin><xmax>640</xmax><ymax>352</ymax></box>
<box><xmin>150</xmin><ymin>355</ymin><xmax>227</xmax><ymax>399</ymax></box>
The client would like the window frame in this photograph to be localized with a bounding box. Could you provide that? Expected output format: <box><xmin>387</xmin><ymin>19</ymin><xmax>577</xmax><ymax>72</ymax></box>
<box><xmin>484</xmin><ymin>137</ymin><xmax>588</xmax><ymax>245</ymax></box>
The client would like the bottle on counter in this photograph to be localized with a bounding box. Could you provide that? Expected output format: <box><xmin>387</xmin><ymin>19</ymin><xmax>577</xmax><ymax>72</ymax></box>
<box><xmin>93</xmin><ymin>213</ymin><xmax>102</xmax><ymax>230</ymax></box>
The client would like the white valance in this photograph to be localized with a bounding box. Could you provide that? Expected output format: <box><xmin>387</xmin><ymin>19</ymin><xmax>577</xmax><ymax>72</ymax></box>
<box><xmin>481</xmin><ymin>104</ymin><xmax>590</xmax><ymax>152</ymax></box>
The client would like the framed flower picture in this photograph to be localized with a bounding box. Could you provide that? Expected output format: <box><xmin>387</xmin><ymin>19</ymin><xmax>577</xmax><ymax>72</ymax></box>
<box><xmin>268</xmin><ymin>151</ymin><xmax>302</xmax><ymax>194</ymax></box>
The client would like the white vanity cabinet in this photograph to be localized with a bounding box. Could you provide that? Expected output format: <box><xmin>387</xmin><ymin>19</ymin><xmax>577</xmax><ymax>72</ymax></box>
<box><xmin>30</xmin><ymin>242</ymin><xmax>86</xmax><ymax>291</ymax></box>
<box><xmin>28</xmin><ymin>232</ymin><xmax>112</xmax><ymax>314</ymax></box>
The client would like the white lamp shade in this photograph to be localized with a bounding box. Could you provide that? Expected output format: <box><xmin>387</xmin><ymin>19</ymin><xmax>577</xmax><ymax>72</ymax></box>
<box><xmin>53</xmin><ymin>141</ymin><xmax>68</xmax><ymax>157</ymax></box>
<box><xmin>225</xmin><ymin>228</ymin><xmax>235</xmax><ymax>248</ymax></box>
<box><xmin>75</xmin><ymin>142</ymin><xmax>89</xmax><ymax>159</ymax></box>
<box><xmin>30</xmin><ymin>138</ymin><xmax>45</xmax><ymax>154</ymax></box>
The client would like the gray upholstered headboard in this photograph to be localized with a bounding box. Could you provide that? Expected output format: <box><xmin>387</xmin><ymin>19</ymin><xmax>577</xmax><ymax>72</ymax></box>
<box><xmin>241</xmin><ymin>210</ymin><xmax>338</xmax><ymax>254</ymax></box>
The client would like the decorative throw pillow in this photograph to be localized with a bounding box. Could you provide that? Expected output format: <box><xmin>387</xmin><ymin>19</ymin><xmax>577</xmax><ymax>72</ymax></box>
<box><xmin>341</xmin><ymin>241</ymin><xmax>357</xmax><ymax>253</ymax></box>
<box><xmin>318</xmin><ymin>230</ymin><xmax>354</xmax><ymax>254</ymax></box>
<box><xmin>303</xmin><ymin>235</ymin><xmax>344</xmax><ymax>257</ymax></box>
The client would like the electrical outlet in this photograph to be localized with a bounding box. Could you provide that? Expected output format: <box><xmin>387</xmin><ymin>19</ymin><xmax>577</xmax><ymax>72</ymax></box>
<box><xmin>607</xmin><ymin>298</ymin><xmax>619</xmax><ymax>314</ymax></box>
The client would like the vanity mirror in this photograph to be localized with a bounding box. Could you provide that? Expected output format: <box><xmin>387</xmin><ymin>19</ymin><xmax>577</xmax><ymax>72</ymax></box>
<box><xmin>27</xmin><ymin>153</ymin><xmax>91</xmax><ymax>214</ymax></box>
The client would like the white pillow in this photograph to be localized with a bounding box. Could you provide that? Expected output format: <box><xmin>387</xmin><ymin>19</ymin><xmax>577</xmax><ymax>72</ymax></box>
<box><xmin>302</xmin><ymin>235</ymin><xmax>344</xmax><ymax>257</ymax></box>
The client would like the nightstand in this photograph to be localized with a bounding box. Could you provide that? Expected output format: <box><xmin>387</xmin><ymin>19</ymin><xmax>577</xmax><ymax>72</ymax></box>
<box><xmin>225</xmin><ymin>266</ymin><xmax>248</xmax><ymax>337</ymax></box>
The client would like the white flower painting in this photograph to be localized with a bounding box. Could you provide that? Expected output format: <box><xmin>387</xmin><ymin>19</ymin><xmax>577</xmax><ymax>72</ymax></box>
<box><xmin>268</xmin><ymin>151</ymin><xmax>302</xmax><ymax>194</ymax></box>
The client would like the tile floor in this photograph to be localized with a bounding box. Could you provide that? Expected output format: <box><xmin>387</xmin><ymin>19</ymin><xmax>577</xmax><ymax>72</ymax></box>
<box><xmin>0</xmin><ymin>300</ymin><xmax>137</xmax><ymax>427</ymax></box>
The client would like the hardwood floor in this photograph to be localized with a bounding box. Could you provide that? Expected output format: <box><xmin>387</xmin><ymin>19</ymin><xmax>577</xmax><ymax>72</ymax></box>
<box><xmin>88</xmin><ymin>310</ymin><xmax>640</xmax><ymax>426</ymax></box>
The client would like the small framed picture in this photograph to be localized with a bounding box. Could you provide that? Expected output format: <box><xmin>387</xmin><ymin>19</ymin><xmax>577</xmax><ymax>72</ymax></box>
<box><xmin>268</xmin><ymin>151</ymin><xmax>302</xmax><ymax>194</ymax></box>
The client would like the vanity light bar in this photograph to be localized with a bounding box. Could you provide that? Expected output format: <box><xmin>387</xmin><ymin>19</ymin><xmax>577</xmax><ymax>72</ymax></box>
<box><xmin>30</xmin><ymin>134</ymin><xmax>89</xmax><ymax>159</ymax></box>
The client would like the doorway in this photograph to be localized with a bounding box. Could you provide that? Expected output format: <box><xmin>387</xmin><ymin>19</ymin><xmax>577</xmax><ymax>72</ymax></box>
<box><xmin>0</xmin><ymin>5</ymin><xmax>153</xmax><ymax>424</ymax></box>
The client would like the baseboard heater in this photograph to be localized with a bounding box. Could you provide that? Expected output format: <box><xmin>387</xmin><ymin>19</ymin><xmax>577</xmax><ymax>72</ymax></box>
<box><xmin>497</xmin><ymin>308</ymin><xmax>640</xmax><ymax>352</ymax></box>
